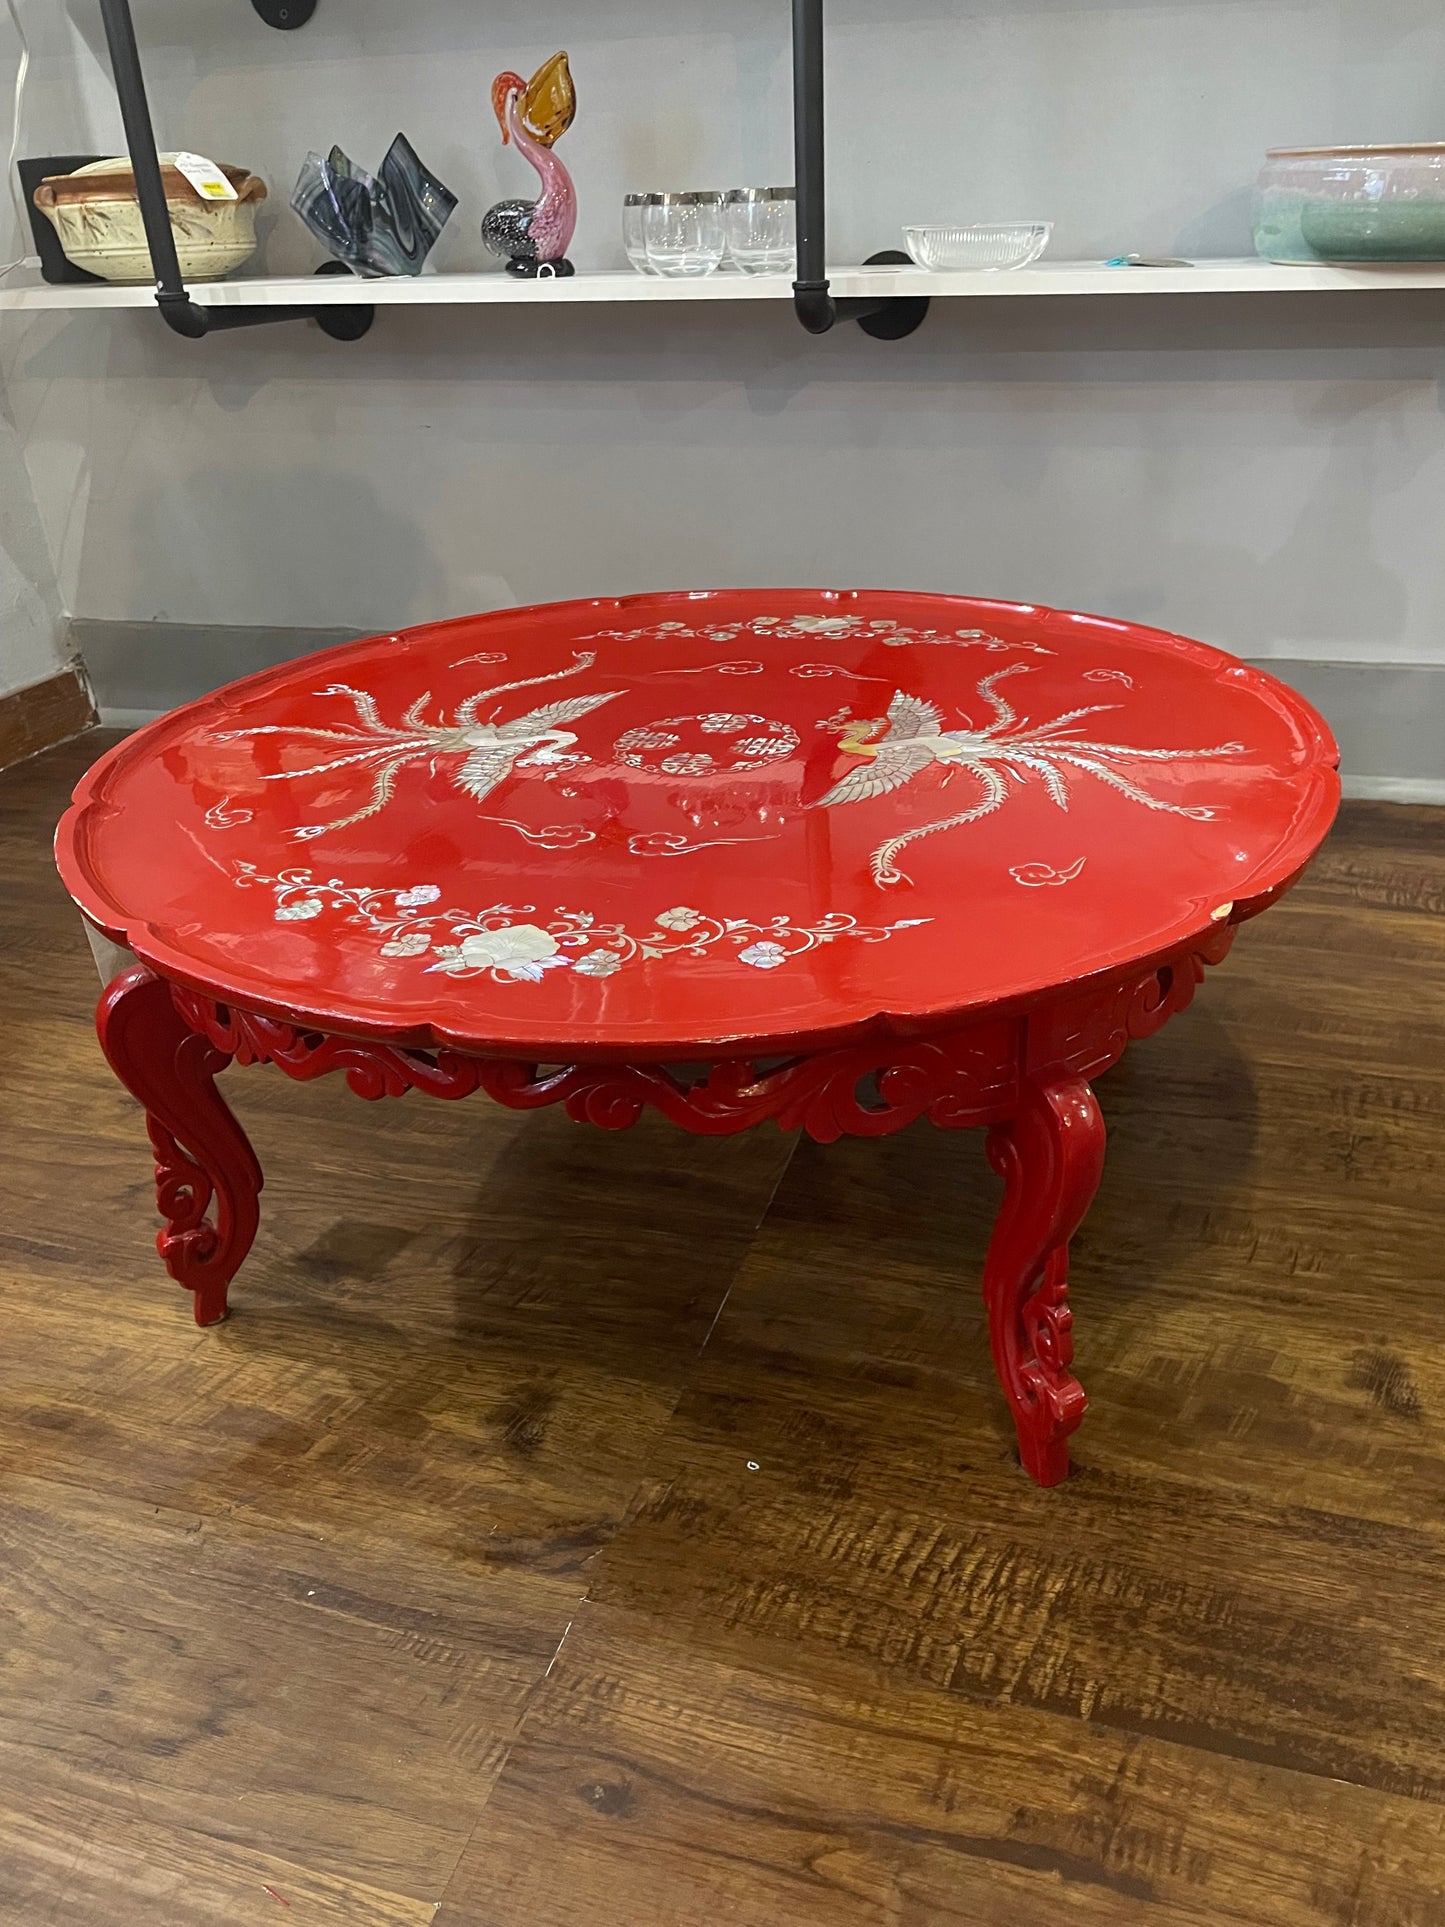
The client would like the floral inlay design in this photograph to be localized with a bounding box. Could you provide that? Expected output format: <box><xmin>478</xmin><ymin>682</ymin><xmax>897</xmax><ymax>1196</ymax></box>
<box><xmin>614</xmin><ymin>712</ymin><xmax>799</xmax><ymax>776</ymax></box>
<box><xmin>216</xmin><ymin>654</ymin><xmax>623</xmax><ymax>841</ymax></box>
<box><xmin>817</xmin><ymin>666</ymin><xmax>1244</xmax><ymax>887</ymax></box>
<box><xmin>237</xmin><ymin>865</ymin><xmax>930</xmax><ymax>986</ymax></box>
<box><xmin>581</xmin><ymin>612</ymin><xmax>1051</xmax><ymax>653</ymax></box>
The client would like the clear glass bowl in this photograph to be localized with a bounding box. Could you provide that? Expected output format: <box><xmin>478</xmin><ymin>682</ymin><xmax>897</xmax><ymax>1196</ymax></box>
<box><xmin>903</xmin><ymin>223</ymin><xmax>1052</xmax><ymax>272</ymax></box>
<box><xmin>643</xmin><ymin>192</ymin><xmax>726</xmax><ymax>277</ymax></box>
<box><xmin>723</xmin><ymin>187</ymin><xmax>796</xmax><ymax>274</ymax></box>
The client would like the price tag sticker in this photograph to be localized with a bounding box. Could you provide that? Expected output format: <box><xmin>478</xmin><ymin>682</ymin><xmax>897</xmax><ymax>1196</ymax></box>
<box><xmin>172</xmin><ymin>152</ymin><xmax>238</xmax><ymax>201</ymax></box>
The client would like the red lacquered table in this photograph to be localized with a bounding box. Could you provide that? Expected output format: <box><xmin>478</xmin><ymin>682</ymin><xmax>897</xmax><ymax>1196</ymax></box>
<box><xmin>56</xmin><ymin>590</ymin><xmax>1339</xmax><ymax>1485</ymax></box>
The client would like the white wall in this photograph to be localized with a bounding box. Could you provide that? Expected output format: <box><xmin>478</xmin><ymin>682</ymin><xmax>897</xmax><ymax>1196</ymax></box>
<box><xmin>0</xmin><ymin>402</ymin><xmax>69</xmax><ymax>699</ymax></box>
<box><xmin>0</xmin><ymin>3</ymin><xmax>89</xmax><ymax>699</ymax></box>
<box><xmin>2</xmin><ymin>0</ymin><xmax>1444</xmax><ymax>779</ymax></box>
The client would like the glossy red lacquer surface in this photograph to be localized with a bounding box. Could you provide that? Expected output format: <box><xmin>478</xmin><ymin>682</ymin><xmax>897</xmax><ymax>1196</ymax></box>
<box><xmin>57</xmin><ymin>590</ymin><xmax>1339</xmax><ymax>1057</ymax></box>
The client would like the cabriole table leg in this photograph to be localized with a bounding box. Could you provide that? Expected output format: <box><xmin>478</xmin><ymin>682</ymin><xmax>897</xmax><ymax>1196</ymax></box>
<box><xmin>982</xmin><ymin>1072</ymin><xmax>1105</xmax><ymax>1486</ymax></box>
<box><xmin>97</xmin><ymin>966</ymin><xmax>262</xmax><ymax>1326</ymax></box>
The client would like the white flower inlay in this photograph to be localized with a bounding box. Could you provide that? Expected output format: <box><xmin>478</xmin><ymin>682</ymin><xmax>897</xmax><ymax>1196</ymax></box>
<box><xmin>786</xmin><ymin>614</ymin><xmax>862</xmax><ymax>635</ymax></box>
<box><xmin>234</xmin><ymin>866</ymin><xmax>931</xmax><ymax>988</ymax></box>
<box><xmin>580</xmin><ymin>612</ymin><xmax>1049</xmax><ymax>655</ymax></box>
<box><xmin>573</xmin><ymin>948</ymin><xmax>623</xmax><ymax>977</ymax></box>
<box><xmin>738</xmin><ymin>941</ymin><xmax>788</xmax><ymax>969</ymax></box>
<box><xmin>380</xmin><ymin>928</ymin><xmax>432</xmax><ymax>956</ymax></box>
<box><xmin>433</xmin><ymin>924</ymin><xmax>568</xmax><ymax>983</ymax></box>
<box><xmin>396</xmin><ymin>884</ymin><xmax>441</xmax><ymax>907</ymax></box>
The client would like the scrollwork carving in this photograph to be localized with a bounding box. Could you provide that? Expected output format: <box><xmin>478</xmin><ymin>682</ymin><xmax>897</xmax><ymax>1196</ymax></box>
<box><xmin>168</xmin><ymin>986</ymin><xmax>1020</xmax><ymax>1143</ymax></box>
<box><xmin>98</xmin><ymin>968</ymin><xmax>261</xmax><ymax>1326</ymax></box>
<box><xmin>1126</xmin><ymin>922</ymin><xmax>1236</xmax><ymax>1042</ymax></box>
<box><xmin>983</xmin><ymin>1074</ymin><xmax>1104</xmax><ymax>1485</ymax></box>
<box><xmin>171</xmin><ymin>988</ymin><xmax>485</xmax><ymax>1102</ymax></box>
<box><xmin>1026</xmin><ymin>924</ymin><xmax>1238</xmax><ymax>1079</ymax></box>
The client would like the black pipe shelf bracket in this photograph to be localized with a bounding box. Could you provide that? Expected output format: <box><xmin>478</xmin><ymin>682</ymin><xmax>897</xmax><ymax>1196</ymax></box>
<box><xmin>96</xmin><ymin>0</ymin><xmax>910</xmax><ymax>346</ymax></box>
<box><xmin>790</xmin><ymin>0</ymin><xmax>928</xmax><ymax>340</ymax></box>
<box><xmin>96</xmin><ymin>0</ymin><xmax>371</xmax><ymax>340</ymax></box>
<box><xmin>251</xmin><ymin>0</ymin><xmax>316</xmax><ymax>27</ymax></box>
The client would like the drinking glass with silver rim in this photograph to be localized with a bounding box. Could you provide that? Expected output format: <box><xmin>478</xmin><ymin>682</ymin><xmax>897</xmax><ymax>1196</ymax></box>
<box><xmin>723</xmin><ymin>186</ymin><xmax>796</xmax><ymax>274</ymax></box>
<box><xmin>623</xmin><ymin>191</ymin><xmax>662</xmax><ymax>274</ymax></box>
<box><xmin>642</xmin><ymin>191</ymin><xmax>727</xmax><ymax>277</ymax></box>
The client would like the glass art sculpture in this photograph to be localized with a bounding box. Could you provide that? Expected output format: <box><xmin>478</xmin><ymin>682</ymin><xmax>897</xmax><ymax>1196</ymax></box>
<box><xmin>291</xmin><ymin>133</ymin><xmax>456</xmax><ymax>277</ymax></box>
<box><xmin>481</xmin><ymin>51</ymin><xmax>578</xmax><ymax>277</ymax></box>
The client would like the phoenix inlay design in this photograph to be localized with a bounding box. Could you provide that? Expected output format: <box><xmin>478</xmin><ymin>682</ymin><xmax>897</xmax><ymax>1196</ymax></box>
<box><xmin>217</xmin><ymin>654</ymin><xmax>622</xmax><ymax>841</ymax></box>
<box><xmin>816</xmin><ymin>667</ymin><xmax>1245</xmax><ymax>885</ymax></box>
<box><xmin>204</xmin><ymin>633</ymin><xmax>1245</xmax><ymax>892</ymax></box>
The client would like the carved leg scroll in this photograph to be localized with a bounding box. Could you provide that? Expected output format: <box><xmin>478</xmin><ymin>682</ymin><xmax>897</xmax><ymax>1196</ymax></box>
<box><xmin>97</xmin><ymin>966</ymin><xmax>262</xmax><ymax>1326</ymax></box>
<box><xmin>982</xmin><ymin>1073</ymin><xmax>1105</xmax><ymax>1486</ymax></box>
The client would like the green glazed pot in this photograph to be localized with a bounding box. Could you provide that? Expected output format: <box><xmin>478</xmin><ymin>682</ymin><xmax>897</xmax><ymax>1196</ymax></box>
<box><xmin>1254</xmin><ymin>144</ymin><xmax>1445</xmax><ymax>264</ymax></box>
<box><xmin>1299</xmin><ymin>200</ymin><xmax>1445</xmax><ymax>262</ymax></box>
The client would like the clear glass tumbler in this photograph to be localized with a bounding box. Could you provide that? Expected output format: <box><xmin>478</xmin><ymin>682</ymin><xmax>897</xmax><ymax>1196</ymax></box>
<box><xmin>722</xmin><ymin>187</ymin><xmax>796</xmax><ymax>274</ymax></box>
<box><xmin>623</xmin><ymin>192</ymin><xmax>659</xmax><ymax>274</ymax></box>
<box><xmin>642</xmin><ymin>192</ymin><xmax>727</xmax><ymax>277</ymax></box>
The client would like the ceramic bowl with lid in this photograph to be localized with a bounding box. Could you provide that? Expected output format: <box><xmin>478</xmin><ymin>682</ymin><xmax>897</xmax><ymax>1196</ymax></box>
<box><xmin>32</xmin><ymin>155</ymin><xmax>266</xmax><ymax>283</ymax></box>
<box><xmin>1254</xmin><ymin>146</ymin><xmax>1445</xmax><ymax>263</ymax></box>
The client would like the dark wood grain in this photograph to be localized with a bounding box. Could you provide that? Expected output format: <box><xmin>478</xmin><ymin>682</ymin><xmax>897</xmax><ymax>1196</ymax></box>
<box><xmin>4</xmin><ymin>731</ymin><xmax>1444</xmax><ymax>1924</ymax></box>
<box><xmin>433</xmin><ymin>1605</ymin><xmax>1445</xmax><ymax>1927</ymax></box>
<box><xmin>0</xmin><ymin>733</ymin><xmax>795</xmax><ymax>1922</ymax></box>
<box><xmin>0</xmin><ymin>665</ymin><xmax>94</xmax><ymax>773</ymax></box>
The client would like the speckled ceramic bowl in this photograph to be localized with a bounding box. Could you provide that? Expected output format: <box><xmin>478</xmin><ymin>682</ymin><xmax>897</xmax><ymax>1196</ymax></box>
<box><xmin>33</xmin><ymin>155</ymin><xmax>265</xmax><ymax>283</ymax></box>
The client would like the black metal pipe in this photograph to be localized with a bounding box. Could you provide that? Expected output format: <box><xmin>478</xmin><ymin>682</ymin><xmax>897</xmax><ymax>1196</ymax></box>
<box><xmin>95</xmin><ymin>0</ymin><xmax>371</xmax><ymax>340</ymax></box>
<box><xmin>789</xmin><ymin>0</ymin><xmax>928</xmax><ymax>338</ymax></box>
<box><xmin>96</xmin><ymin>0</ymin><xmax>195</xmax><ymax>319</ymax></box>
<box><xmin>791</xmin><ymin>0</ymin><xmax>837</xmax><ymax>332</ymax></box>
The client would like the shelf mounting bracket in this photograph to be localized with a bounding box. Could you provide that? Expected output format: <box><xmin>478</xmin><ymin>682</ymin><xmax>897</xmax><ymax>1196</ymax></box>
<box><xmin>250</xmin><ymin>0</ymin><xmax>317</xmax><ymax>26</ymax></box>
<box><xmin>791</xmin><ymin>0</ymin><xmax>929</xmax><ymax>340</ymax></box>
<box><xmin>96</xmin><ymin>0</ymin><xmax>371</xmax><ymax>341</ymax></box>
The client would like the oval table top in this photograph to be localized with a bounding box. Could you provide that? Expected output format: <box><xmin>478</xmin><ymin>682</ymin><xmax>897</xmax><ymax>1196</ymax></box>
<box><xmin>57</xmin><ymin>590</ymin><xmax>1340</xmax><ymax>1059</ymax></box>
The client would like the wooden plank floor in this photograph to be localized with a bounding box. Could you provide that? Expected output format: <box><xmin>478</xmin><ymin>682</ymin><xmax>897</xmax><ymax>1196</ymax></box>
<box><xmin>2</xmin><ymin>732</ymin><xmax>1442</xmax><ymax>1925</ymax></box>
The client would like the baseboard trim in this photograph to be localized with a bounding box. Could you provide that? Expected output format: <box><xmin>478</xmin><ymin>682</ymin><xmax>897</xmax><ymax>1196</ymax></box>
<box><xmin>0</xmin><ymin>663</ymin><xmax>97</xmax><ymax>771</ymax></box>
<box><xmin>74</xmin><ymin>617</ymin><xmax>365</xmax><ymax>720</ymax></box>
<box><xmin>1245</xmin><ymin>657</ymin><xmax>1445</xmax><ymax>795</ymax></box>
<box><xmin>1340</xmin><ymin>775</ymin><xmax>1445</xmax><ymax>804</ymax></box>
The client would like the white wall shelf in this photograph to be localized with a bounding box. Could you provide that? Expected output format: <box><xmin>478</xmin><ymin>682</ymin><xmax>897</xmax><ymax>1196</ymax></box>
<box><xmin>4</xmin><ymin>258</ymin><xmax>1445</xmax><ymax>315</ymax></box>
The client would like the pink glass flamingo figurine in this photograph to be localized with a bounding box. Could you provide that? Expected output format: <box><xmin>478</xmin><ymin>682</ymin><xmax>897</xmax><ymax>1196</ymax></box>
<box><xmin>482</xmin><ymin>51</ymin><xmax>578</xmax><ymax>278</ymax></box>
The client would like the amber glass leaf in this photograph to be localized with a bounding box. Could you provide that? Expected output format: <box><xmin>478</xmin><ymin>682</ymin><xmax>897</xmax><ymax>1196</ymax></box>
<box><xmin>521</xmin><ymin>51</ymin><xmax>576</xmax><ymax>148</ymax></box>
